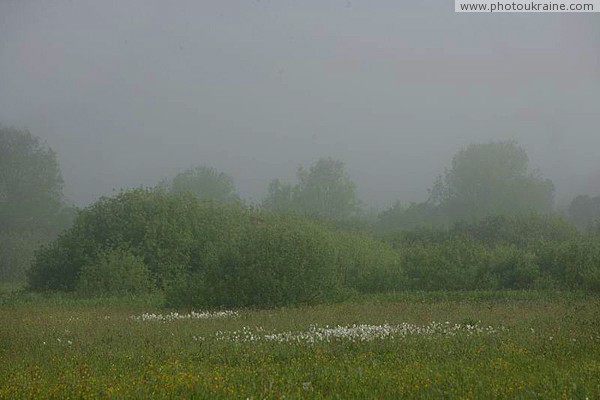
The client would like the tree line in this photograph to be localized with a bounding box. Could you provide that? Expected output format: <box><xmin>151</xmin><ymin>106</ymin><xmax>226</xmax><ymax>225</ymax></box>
<box><xmin>2</xmin><ymin>125</ymin><xmax>600</xmax><ymax>286</ymax></box>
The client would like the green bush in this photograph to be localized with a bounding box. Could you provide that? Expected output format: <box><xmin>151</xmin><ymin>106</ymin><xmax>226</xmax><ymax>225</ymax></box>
<box><xmin>536</xmin><ymin>239</ymin><xmax>600</xmax><ymax>292</ymax></box>
<box><xmin>28</xmin><ymin>187</ymin><xmax>600</xmax><ymax>303</ymax></box>
<box><xmin>333</xmin><ymin>231</ymin><xmax>404</xmax><ymax>293</ymax></box>
<box><xmin>381</xmin><ymin>214</ymin><xmax>590</xmax><ymax>292</ymax></box>
<box><xmin>76</xmin><ymin>248</ymin><xmax>155</xmax><ymax>297</ymax></box>
<box><xmin>29</xmin><ymin>188</ymin><xmax>402</xmax><ymax>307</ymax></box>
<box><xmin>169</xmin><ymin>212</ymin><xmax>405</xmax><ymax>308</ymax></box>
<box><xmin>395</xmin><ymin>238</ymin><xmax>566</xmax><ymax>291</ymax></box>
<box><xmin>28</xmin><ymin>189</ymin><xmax>249</xmax><ymax>291</ymax></box>
<box><xmin>489</xmin><ymin>247</ymin><xmax>541</xmax><ymax>290</ymax></box>
<box><xmin>170</xmin><ymin>215</ymin><xmax>343</xmax><ymax>308</ymax></box>
<box><xmin>399</xmin><ymin>239</ymin><xmax>494</xmax><ymax>291</ymax></box>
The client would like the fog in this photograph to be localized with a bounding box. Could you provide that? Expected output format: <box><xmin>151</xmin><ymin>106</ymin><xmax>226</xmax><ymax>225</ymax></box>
<box><xmin>1</xmin><ymin>0</ymin><xmax>599</xmax><ymax>209</ymax></box>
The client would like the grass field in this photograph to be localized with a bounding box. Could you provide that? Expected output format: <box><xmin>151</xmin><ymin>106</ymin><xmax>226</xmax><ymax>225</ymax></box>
<box><xmin>1</xmin><ymin>289</ymin><xmax>599</xmax><ymax>399</ymax></box>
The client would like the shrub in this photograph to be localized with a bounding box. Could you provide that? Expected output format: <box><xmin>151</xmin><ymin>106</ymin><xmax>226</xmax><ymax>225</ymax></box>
<box><xmin>490</xmin><ymin>247</ymin><xmax>540</xmax><ymax>290</ymax></box>
<box><xmin>170</xmin><ymin>214</ymin><xmax>343</xmax><ymax>308</ymax></box>
<box><xmin>30</xmin><ymin>187</ymin><xmax>600</xmax><ymax>303</ymax></box>
<box><xmin>399</xmin><ymin>239</ymin><xmax>494</xmax><ymax>291</ymax></box>
<box><xmin>333</xmin><ymin>231</ymin><xmax>404</xmax><ymax>293</ymax></box>
<box><xmin>28</xmin><ymin>189</ymin><xmax>248</xmax><ymax>291</ymax></box>
<box><xmin>76</xmin><ymin>248</ymin><xmax>155</xmax><ymax>297</ymax></box>
<box><xmin>29</xmin><ymin>188</ymin><xmax>402</xmax><ymax>307</ymax></box>
<box><xmin>536</xmin><ymin>239</ymin><xmax>600</xmax><ymax>292</ymax></box>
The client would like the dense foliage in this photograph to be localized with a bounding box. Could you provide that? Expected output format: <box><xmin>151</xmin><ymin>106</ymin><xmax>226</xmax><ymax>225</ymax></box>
<box><xmin>76</xmin><ymin>247</ymin><xmax>154</xmax><ymax>297</ymax></box>
<box><xmin>384</xmin><ymin>214</ymin><xmax>599</xmax><ymax>292</ymax></box>
<box><xmin>28</xmin><ymin>187</ymin><xmax>600</xmax><ymax>307</ymax></box>
<box><xmin>21</xmin><ymin>139</ymin><xmax>600</xmax><ymax>305</ymax></box>
<box><xmin>28</xmin><ymin>189</ymin><xmax>399</xmax><ymax>307</ymax></box>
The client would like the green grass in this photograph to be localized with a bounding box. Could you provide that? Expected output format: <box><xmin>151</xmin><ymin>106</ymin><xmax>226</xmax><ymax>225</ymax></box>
<box><xmin>0</xmin><ymin>281</ymin><xmax>25</xmax><ymax>295</ymax></box>
<box><xmin>1</xmin><ymin>291</ymin><xmax>599</xmax><ymax>399</ymax></box>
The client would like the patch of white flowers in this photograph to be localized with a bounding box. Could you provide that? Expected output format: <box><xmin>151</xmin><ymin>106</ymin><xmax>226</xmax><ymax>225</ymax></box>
<box><xmin>130</xmin><ymin>310</ymin><xmax>239</xmax><ymax>322</ymax></box>
<box><xmin>212</xmin><ymin>321</ymin><xmax>504</xmax><ymax>344</ymax></box>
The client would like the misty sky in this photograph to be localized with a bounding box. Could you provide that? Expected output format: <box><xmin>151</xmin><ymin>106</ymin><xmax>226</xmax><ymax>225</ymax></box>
<box><xmin>1</xmin><ymin>1</ymin><xmax>599</xmax><ymax>209</ymax></box>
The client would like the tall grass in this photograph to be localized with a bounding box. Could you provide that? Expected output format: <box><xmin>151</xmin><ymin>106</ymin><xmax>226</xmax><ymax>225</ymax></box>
<box><xmin>1</xmin><ymin>291</ymin><xmax>598</xmax><ymax>399</ymax></box>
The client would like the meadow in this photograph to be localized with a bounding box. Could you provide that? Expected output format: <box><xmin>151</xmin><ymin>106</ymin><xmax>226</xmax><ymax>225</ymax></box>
<box><xmin>1</xmin><ymin>288</ymin><xmax>599</xmax><ymax>399</ymax></box>
<box><xmin>4</xmin><ymin>191</ymin><xmax>600</xmax><ymax>399</ymax></box>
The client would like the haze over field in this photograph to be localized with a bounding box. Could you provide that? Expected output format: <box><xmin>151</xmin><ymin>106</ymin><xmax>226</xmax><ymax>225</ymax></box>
<box><xmin>1</xmin><ymin>1</ymin><xmax>599</xmax><ymax>208</ymax></box>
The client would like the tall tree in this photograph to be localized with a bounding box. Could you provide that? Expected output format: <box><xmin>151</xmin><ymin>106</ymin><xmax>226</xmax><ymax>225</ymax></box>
<box><xmin>262</xmin><ymin>179</ymin><xmax>294</xmax><ymax>212</ymax></box>
<box><xmin>263</xmin><ymin>158</ymin><xmax>360</xmax><ymax>220</ymax></box>
<box><xmin>0</xmin><ymin>126</ymin><xmax>74</xmax><ymax>281</ymax></box>
<box><xmin>166</xmin><ymin>166</ymin><xmax>239</xmax><ymax>203</ymax></box>
<box><xmin>429</xmin><ymin>141</ymin><xmax>554</xmax><ymax>221</ymax></box>
<box><xmin>0</xmin><ymin>126</ymin><xmax>65</xmax><ymax>234</ymax></box>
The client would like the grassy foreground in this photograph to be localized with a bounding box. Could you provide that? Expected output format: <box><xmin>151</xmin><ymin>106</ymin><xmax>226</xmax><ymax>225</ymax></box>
<box><xmin>1</xmin><ymin>290</ymin><xmax>599</xmax><ymax>399</ymax></box>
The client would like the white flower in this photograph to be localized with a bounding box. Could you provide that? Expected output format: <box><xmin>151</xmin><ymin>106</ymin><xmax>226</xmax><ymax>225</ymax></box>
<box><xmin>211</xmin><ymin>321</ymin><xmax>504</xmax><ymax>344</ymax></box>
<box><xmin>130</xmin><ymin>310</ymin><xmax>239</xmax><ymax>322</ymax></box>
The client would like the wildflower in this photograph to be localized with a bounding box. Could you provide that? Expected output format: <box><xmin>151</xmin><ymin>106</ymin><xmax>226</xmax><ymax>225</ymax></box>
<box><xmin>211</xmin><ymin>321</ymin><xmax>504</xmax><ymax>344</ymax></box>
<box><xmin>130</xmin><ymin>310</ymin><xmax>239</xmax><ymax>322</ymax></box>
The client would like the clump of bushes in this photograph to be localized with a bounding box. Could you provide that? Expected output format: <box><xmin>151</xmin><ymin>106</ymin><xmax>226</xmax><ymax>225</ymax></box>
<box><xmin>536</xmin><ymin>239</ymin><xmax>600</xmax><ymax>292</ymax></box>
<box><xmin>384</xmin><ymin>214</ymin><xmax>600</xmax><ymax>292</ymax></box>
<box><xmin>399</xmin><ymin>239</ymin><xmax>492</xmax><ymax>291</ymax></box>
<box><xmin>27</xmin><ymin>189</ymin><xmax>600</xmax><ymax>306</ymax></box>
<box><xmin>76</xmin><ymin>247</ymin><xmax>155</xmax><ymax>296</ymax></box>
<box><xmin>28</xmin><ymin>189</ymin><xmax>215</xmax><ymax>291</ymax></box>
<box><xmin>28</xmin><ymin>189</ymin><xmax>403</xmax><ymax>307</ymax></box>
<box><xmin>168</xmin><ymin>214</ymin><xmax>343</xmax><ymax>308</ymax></box>
<box><xmin>333</xmin><ymin>230</ymin><xmax>404</xmax><ymax>293</ymax></box>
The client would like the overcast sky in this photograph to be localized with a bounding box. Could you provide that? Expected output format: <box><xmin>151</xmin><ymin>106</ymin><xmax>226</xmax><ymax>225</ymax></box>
<box><xmin>1</xmin><ymin>1</ymin><xmax>599</xmax><ymax>209</ymax></box>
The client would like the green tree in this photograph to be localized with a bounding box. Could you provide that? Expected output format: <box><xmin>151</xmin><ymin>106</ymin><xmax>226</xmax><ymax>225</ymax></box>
<box><xmin>262</xmin><ymin>179</ymin><xmax>294</xmax><ymax>212</ymax></box>
<box><xmin>430</xmin><ymin>141</ymin><xmax>554</xmax><ymax>221</ymax></box>
<box><xmin>0</xmin><ymin>126</ymin><xmax>74</xmax><ymax>281</ymax></box>
<box><xmin>568</xmin><ymin>195</ymin><xmax>600</xmax><ymax>231</ymax></box>
<box><xmin>165</xmin><ymin>166</ymin><xmax>239</xmax><ymax>203</ymax></box>
<box><xmin>0</xmin><ymin>126</ymin><xmax>65</xmax><ymax>233</ymax></box>
<box><xmin>263</xmin><ymin>158</ymin><xmax>360</xmax><ymax>220</ymax></box>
